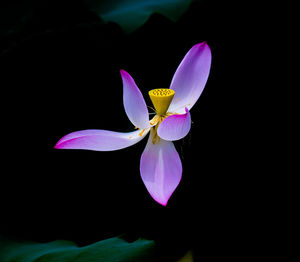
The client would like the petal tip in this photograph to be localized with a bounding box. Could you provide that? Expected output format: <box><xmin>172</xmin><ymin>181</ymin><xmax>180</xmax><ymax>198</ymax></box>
<box><xmin>54</xmin><ymin>141</ymin><xmax>59</xmax><ymax>149</ymax></box>
<box><xmin>194</xmin><ymin>41</ymin><xmax>210</xmax><ymax>50</ymax></box>
<box><xmin>120</xmin><ymin>69</ymin><xmax>129</xmax><ymax>77</ymax></box>
<box><xmin>54</xmin><ymin>141</ymin><xmax>63</xmax><ymax>149</ymax></box>
<box><xmin>152</xmin><ymin>195</ymin><xmax>169</xmax><ymax>206</ymax></box>
<box><xmin>120</xmin><ymin>69</ymin><xmax>134</xmax><ymax>83</ymax></box>
<box><xmin>160</xmin><ymin>199</ymin><xmax>169</xmax><ymax>206</ymax></box>
<box><xmin>159</xmin><ymin>201</ymin><xmax>168</xmax><ymax>207</ymax></box>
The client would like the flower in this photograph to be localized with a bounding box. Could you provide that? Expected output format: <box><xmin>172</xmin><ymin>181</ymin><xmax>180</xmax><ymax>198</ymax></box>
<box><xmin>54</xmin><ymin>42</ymin><xmax>212</xmax><ymax>206</ymax></box>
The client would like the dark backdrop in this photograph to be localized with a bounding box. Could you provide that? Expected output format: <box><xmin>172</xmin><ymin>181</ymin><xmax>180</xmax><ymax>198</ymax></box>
<box><xmin>0</xmin><ymin>0</ymin><xmax>270</xmax><ymax>260</ymax></box>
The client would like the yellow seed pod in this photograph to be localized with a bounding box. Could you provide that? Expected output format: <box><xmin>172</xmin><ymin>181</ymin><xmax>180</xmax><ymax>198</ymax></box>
<box><xmin>148</xmin><ymin>89</ymin><xmax>175</xmax><ymax>116</ymax></box>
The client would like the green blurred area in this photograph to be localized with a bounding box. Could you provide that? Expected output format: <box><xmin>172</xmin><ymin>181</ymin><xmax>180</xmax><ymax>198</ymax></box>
<box><xmin>0</xmin><ymin>235</ymin><xmax>157</xmax><ymax>262</ymax></box>
<box><xmin>0</xmin><ymin>0</ymin><xmax>198</xmax><ymax>36</ymax></box>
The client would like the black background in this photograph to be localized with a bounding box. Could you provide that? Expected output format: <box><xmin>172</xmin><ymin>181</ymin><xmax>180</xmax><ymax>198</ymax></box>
<box><xmin>0</xmin><ymin>0</ymin><xmax>291</xmax><ymax>261</ymax></box>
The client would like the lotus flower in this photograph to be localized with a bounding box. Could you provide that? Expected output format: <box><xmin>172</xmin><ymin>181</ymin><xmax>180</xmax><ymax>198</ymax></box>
<box><xmin>55</xmin><ymin>42</ymin><xmax>212</xmax><ymax>206</ymax></box>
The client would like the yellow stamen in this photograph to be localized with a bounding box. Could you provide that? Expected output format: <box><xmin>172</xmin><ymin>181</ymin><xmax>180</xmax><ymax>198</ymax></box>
<box><xmin>139</xmin><ymin>129</ymin><xmax>145</xmax><ymax>136</ymax></box>
<box><xmin>148</xmin><ymin>89</ymin><xmax>175</xmax><ymax>116</ymax></box>
<box><xmin>149</xmin><ymin>111</ymin><xmax>177</xmax><ymax>144</ymax></box>
<box><xmin>152</xmin><ymin>124</ymin><xmax>160</xmax><ymax>144</ymax></box>
<box><xmin>149</xmin><ymin>115</ymin><xmax>160</xmax><ymax>126</ymax></box>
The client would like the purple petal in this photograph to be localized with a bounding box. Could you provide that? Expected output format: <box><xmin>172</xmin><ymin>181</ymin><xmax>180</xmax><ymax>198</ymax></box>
<box><xmin>157</xmin><ymin>107</ymin><xmax>191</xmax><ymax>141</ymax></box>
<box><xmin>121</xmin><ymin>70</ymin><xmax>150</xmax><ymax>129</ymax></box>
<box><xmin>55</xmin><ymin>128</ymin><xmax>149</xmax><ymax>151</ymax></box>
<box><xmin>140</xmin><ymin>129</ymin><xmax>182</xmax><ymax>206</ymax></box>
<box><xmin>168</xmin><ymin>42</ymin><xmax>212</xmax><ymax>114</ymax></box>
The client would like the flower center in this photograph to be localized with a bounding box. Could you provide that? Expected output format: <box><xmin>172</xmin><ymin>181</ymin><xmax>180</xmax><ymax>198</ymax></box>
<box><xmin>148</xmin><ymin>89</ymin><xmax>175</xmax><ymax>116</ymax></box>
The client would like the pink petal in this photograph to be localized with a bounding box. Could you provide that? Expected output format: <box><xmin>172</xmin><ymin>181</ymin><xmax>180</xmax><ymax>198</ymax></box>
<box><xmin>168</xmin><ymin>42</ymin><xmax>212</xmax><ymax>114</ymax></box>
<box><xmin>55</xmin><ymin>128</ymin><xmax>149</xmax><ymax>151</ymax></box>
<box><xmin>140</xmin><ymin>129</ymin><xmax>182</xmax><ymax>206</ymax></box>
<box><xmin>157</xmin><ymin>107</ymin><xmax>191</xmax><ymax>141</ymax></box>
<box><xmin>121</xmin><ymin>70</ymin><xmax>150</xmax><ymax>129</ymax></box>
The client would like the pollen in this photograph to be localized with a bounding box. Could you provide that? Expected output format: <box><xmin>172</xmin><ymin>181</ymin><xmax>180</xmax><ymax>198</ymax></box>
<box><xmin>139</xmin><ymin>129</ymin><xmax>146</xmax><ymax>137</ymax></box>
<box><xmin>148</xmin><ymin>89</ymin><xmax>175</xmax><ymax>116</ymax></box>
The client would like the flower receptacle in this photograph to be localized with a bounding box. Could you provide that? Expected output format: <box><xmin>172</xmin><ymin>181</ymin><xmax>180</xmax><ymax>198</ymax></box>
<box><xmin>148</xmin><ymin>89</ymin><xmax>175</xmax><ymax>116</ymax></box>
